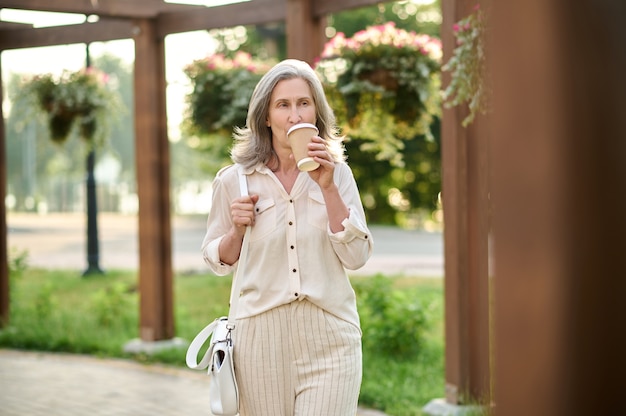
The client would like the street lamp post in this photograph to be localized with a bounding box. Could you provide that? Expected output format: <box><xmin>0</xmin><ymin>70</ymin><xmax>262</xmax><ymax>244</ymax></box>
<box><xmin>82</xmin><ymin>43</ymin><xmax>103</xmax><ymax>276</ymax></box>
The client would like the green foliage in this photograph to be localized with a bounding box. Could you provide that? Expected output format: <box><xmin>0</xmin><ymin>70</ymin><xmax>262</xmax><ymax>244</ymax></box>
<box><xmin>442</xmin><ymin>5</ymin><xmax>490</xmax><ymax>126</ymax></box>
<box><xmin>91</xmin><ymin>282</ymin><xmax>135</xmax><ymax>328</ymax></box>
<box><xmin>315</xmin><ymin>22</ymin><xmax>443</xmax><ymax>226</ymax></box>
<box><xmin>34</xmin><ymin>282</ymin><xmax>57</xmax><ymax>321</ymax></box>
<box><xmin>12</xmin><ymin>68</ymin><xmax>123</xmax><ymax>145</ymax></box>
<box><xmin>355</xmin><ymin>274</ymin><xmax>428</xmax><ymax>358</ymax></box>
<box><xmin>356</xmin><ymin>275</ymin><xmax>445</xmax><ymax>415</ymax></box>
<box><xmin>330</xmin><ymin>0</ymin><xmax>442</xmax><ymax>39</ymax></box>
<box><xmin>360</xmin><ymin>347</ymin><xmax>444</xmax><ymax>415</ymax></box>
<box><xmin>346</xmin><ymin>117</ymin><xmax>441</xmax><ymax>225</ymax></box>
<box><xmin>174</xmin><ymin>273</ymin><xmax>233</xmax><ymax>339</ymax></box>
<box><xmin>8</xmin><ymin>247</ymin><xmax>29</xmax><ymax>278</ymax></box>
<box><xmin>0</xmin><ymin>269</ymin><xmax>138</xmax><ymax>354</ymax></box>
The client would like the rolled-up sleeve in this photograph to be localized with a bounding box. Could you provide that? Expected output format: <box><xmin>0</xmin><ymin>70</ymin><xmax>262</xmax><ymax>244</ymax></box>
<box><xmin>202</xmin><ymin>235</ymin><xmax>234</xmax><ymax>276</ymax></box>
<box><xmin>328</xmin><ymin>210</ymin><xmax>373</xmax><ymax>270</ymax></box>
<box><xmin>327</xmin><ymin>164</ymin><xmax>374</xmax><ymax>270</ymax></box>
<box><xmin>201</xmin><ymin>166</ymin><xmax>237</xmax><ymax>276</ymax></box>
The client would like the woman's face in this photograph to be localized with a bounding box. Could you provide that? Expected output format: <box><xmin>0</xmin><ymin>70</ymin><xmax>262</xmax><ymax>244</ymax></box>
<box><xmin>266</xmin><ymin>77</ymin><xmax>316</xmax><ymax>152</ymax></box>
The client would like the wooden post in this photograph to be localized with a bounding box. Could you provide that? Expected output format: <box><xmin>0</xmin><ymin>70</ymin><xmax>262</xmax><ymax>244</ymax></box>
<box><xmin>440</xmin><ymin>0</ymin><xmax>492</xmax><ymax>406</ymax></box>
<box><xmin>491</xmin><ymin>1</ymin><xmax>626</xmax><ymax>414</ymax></box>
<box><xmin>286</xmin><ymin>0</ymin><xmax>326</xmax><ymax>64</ymax></box>
<box><xmin>133</xmin><ymin>19</ymin><xmax>174</xmax><ymax>341</ymax></box>
<box><xmin>0</xmin><ymin>59</ymin><xmax>9</xmax><ymax>327</ymax></box>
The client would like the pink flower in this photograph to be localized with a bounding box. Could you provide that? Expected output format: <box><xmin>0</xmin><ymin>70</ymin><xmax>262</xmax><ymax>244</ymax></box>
<box><xmin>453</xmin><ymin>23</ymin><xmax>460</xmax><ymax>32</ymax></box>
<box><xmin>317</xmin><ymin>21</ymin><xmax>442</xmax><ymax>63</ymax></box>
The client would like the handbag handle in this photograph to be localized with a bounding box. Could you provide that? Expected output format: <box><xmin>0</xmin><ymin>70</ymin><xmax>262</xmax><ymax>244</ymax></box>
<box><xmin>227</xmin><ymin>166</ymin><xmax>251</xmax><ymax>328</ymax></box>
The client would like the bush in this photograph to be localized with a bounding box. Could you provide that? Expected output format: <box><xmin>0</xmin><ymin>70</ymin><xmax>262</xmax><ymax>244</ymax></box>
<box><xmin>355</xmin><ymin>274</ymin><xmax>429</xmax><ymax>358</ymax></box>
<box><xmin>91</xmin><ymin>282</ymin><xmax>135</xmax><ymax>328</ymax></box>
<box><xmin>8</xmin><ymin>247</ymin><xmax>29</xmax><ymax>278</ymax></box>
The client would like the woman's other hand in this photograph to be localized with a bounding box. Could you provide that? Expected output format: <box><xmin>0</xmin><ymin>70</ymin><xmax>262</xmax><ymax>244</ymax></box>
<box><xmin>307</xmin><ymin>136</ymin><xmax>335</xmax><ymax>190</ymax></box>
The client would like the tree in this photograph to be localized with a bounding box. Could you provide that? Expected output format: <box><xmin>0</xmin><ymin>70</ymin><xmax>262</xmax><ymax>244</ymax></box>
<box><xmin>330</xmin><ymin>0</ymin><xmax>441</xmax><ymax>38</ymax></box>
<box><xmin>92</xmin><ymin>53</ymin><xmax>135</xmax><ymax>183</ymax></box>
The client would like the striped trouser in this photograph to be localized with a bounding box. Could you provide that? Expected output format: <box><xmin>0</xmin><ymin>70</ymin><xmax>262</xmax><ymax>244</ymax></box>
<box><xmin>232</xmin><ymin>299</ymin><xmax>362</xmax><ymax>416</ymax></box>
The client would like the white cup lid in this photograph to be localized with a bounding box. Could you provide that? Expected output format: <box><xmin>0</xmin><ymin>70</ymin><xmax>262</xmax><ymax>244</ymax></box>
<box><xmin>288</xmin><ymin>123</ymin><xmax>318</xmax><ymax>136</ymax></box>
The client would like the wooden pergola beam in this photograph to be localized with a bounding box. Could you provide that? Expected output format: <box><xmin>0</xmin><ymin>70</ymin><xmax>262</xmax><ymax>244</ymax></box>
<box><xmin>156</xmin><ymin>0</ymin><xmax>285</xmax><ymax>38</ymax></box>
<box><xmin>0</xmin><ymin>0</ymin><xmax>389</xmax><ymax>49</ymax></box>
<box><xmin>0</xmin><ymin>0</ymin><xmax>204</xmax><ymax>18</ymax></box>
<box><xmin>440</xmin><ymin>0</ymin><xmax>491</xmax><ymax>406</ymax></box>
<box><xmin>0</xmin><ymin>21</ymin><xmax>32</xmax><ymax>30</ymax></box>
<box><xmin>492</xmin><ymin>1</ymin><xmax>626</xmax><ymax>414</ymax></box>
<box><xmin>1</xmin><ymin>0</ymin><xmax>387</xmax><ymax>19</ymax></box>
<box><xmin>0</xmin><ymin>19</ymin><xmax>134</xmax><ymax>51</ymax></box>
<box><xmin>133</xmin><ymin>18</ymin><xmax>174</xmax><ymax>342</ymax></box>
<box><xmin>286</xmin><ymin>0</ymin><xmax>325</xmax><ymax>63</ymax></box>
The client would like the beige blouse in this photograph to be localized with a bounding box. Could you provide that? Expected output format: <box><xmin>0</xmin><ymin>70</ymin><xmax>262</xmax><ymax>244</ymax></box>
<box><xmin>201</xmin><ymin>162</ymin><xmax>373</xmax><ymax>329</ymax></box>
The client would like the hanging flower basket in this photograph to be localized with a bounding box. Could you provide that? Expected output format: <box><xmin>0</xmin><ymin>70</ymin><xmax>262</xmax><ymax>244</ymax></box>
<box><xmin>19</xmin><ymin>68</ymin><xmax>120</xmax><ymax>144</ymax></box>
<box><xmin>316</xmin><ymin>22</ymin><xmax>442</xmax><ymax>145</ymax></box>
<box><xmin>183</xmin><ymin>52</ymin><xmax>273</xmax><ymax>137</ymax></box>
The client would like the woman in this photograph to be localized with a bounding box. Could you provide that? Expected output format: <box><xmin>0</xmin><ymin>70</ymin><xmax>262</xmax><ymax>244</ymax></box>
<box><xmin>201</xmin><ymin>59</ymin><xmax>373</xmax><ymax>416</ymax></box>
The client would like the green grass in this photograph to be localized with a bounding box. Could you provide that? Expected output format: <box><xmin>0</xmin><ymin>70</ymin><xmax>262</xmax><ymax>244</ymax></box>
<box><xmin>1</xmin><ymin>268</ymin><xmax>444</xmax><ymax>415</ymax></box>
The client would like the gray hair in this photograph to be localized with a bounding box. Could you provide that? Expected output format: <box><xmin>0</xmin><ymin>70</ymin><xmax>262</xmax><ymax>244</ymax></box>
<box><xmin>231</xmin><ymin>59</ymin><xmax>345</xmax><ymax>169</ymax></box>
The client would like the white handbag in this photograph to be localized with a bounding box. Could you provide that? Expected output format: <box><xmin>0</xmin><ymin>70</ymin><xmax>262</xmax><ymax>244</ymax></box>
<box><xmin>186</xmin><ymin>167</ymin><xmax>250</xmax><ymax>416</ymax></box>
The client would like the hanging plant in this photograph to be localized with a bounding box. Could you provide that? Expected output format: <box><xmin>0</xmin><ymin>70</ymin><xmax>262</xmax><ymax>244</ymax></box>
<box><xmin>182</xmin><ymin>52</ymin><xmax>273</xmax><ymax>137</ymax></box>
<box><xmin>19</xmin><ymin>68</ymin><xmax>120</xmax><ymax>144</ymax></box>
<box><xmin>442</xmin><ymin>4</ymin><xmax>490</xmax><ymax>127</ymax></box>
<box><xmin>316</xmin><ymin>22</ymin><xmax>442</xmax><ymax>161</ymax></box>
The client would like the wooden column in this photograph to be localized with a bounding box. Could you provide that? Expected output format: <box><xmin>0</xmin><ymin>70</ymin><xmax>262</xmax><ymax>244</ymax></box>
<box><xmin>491</xmin><ymin>0</ymin><xmax>626</xmax><ymax>414</ymax></box>
<box><xmin>441</xmin><ymin>0</ymin><xmax>492</xmax><ymax>405</ymax></box>
<box><xmin>0</xmin><ymin>59</ymin><xmax>9</xmax><ymax>327</ymax></box>
<box><xmin>286</xmin><ymin>0</ymin><xmax>326</xmax><ymax>64</ymax></box>
<box><xmin>133</xmin><ymin>19</ymin><xmax>174</xmax><ymax>341</ymax></box>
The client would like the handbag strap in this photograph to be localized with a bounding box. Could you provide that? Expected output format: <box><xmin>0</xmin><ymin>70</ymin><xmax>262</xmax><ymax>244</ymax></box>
<box><xmin>227</xmin><ymin>167</ymin><xmax>251</xmax><ymax>328</ymax></box>
<box><xmin>186</xmin><ymin>166</ymin><xmax>250</xmax><ymax>370</ymax></box>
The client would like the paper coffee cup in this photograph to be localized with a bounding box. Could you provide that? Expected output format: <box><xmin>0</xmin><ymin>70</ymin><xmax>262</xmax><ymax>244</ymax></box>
<box><xmin>287</xmin><ymin>123</ymin><xmax>320</xmax><ymax>171</ymax></box>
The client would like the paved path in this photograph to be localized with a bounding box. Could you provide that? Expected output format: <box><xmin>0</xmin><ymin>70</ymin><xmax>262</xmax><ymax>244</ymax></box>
<box><xmin>6</xmin><ymin>213</ymin><xmax>444</xmax><ymax>277</ymax></box>
<box><xmin>0</xmin><ymin>349</ymin><xmax>388</xmax><ymax>416</ymax></box>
